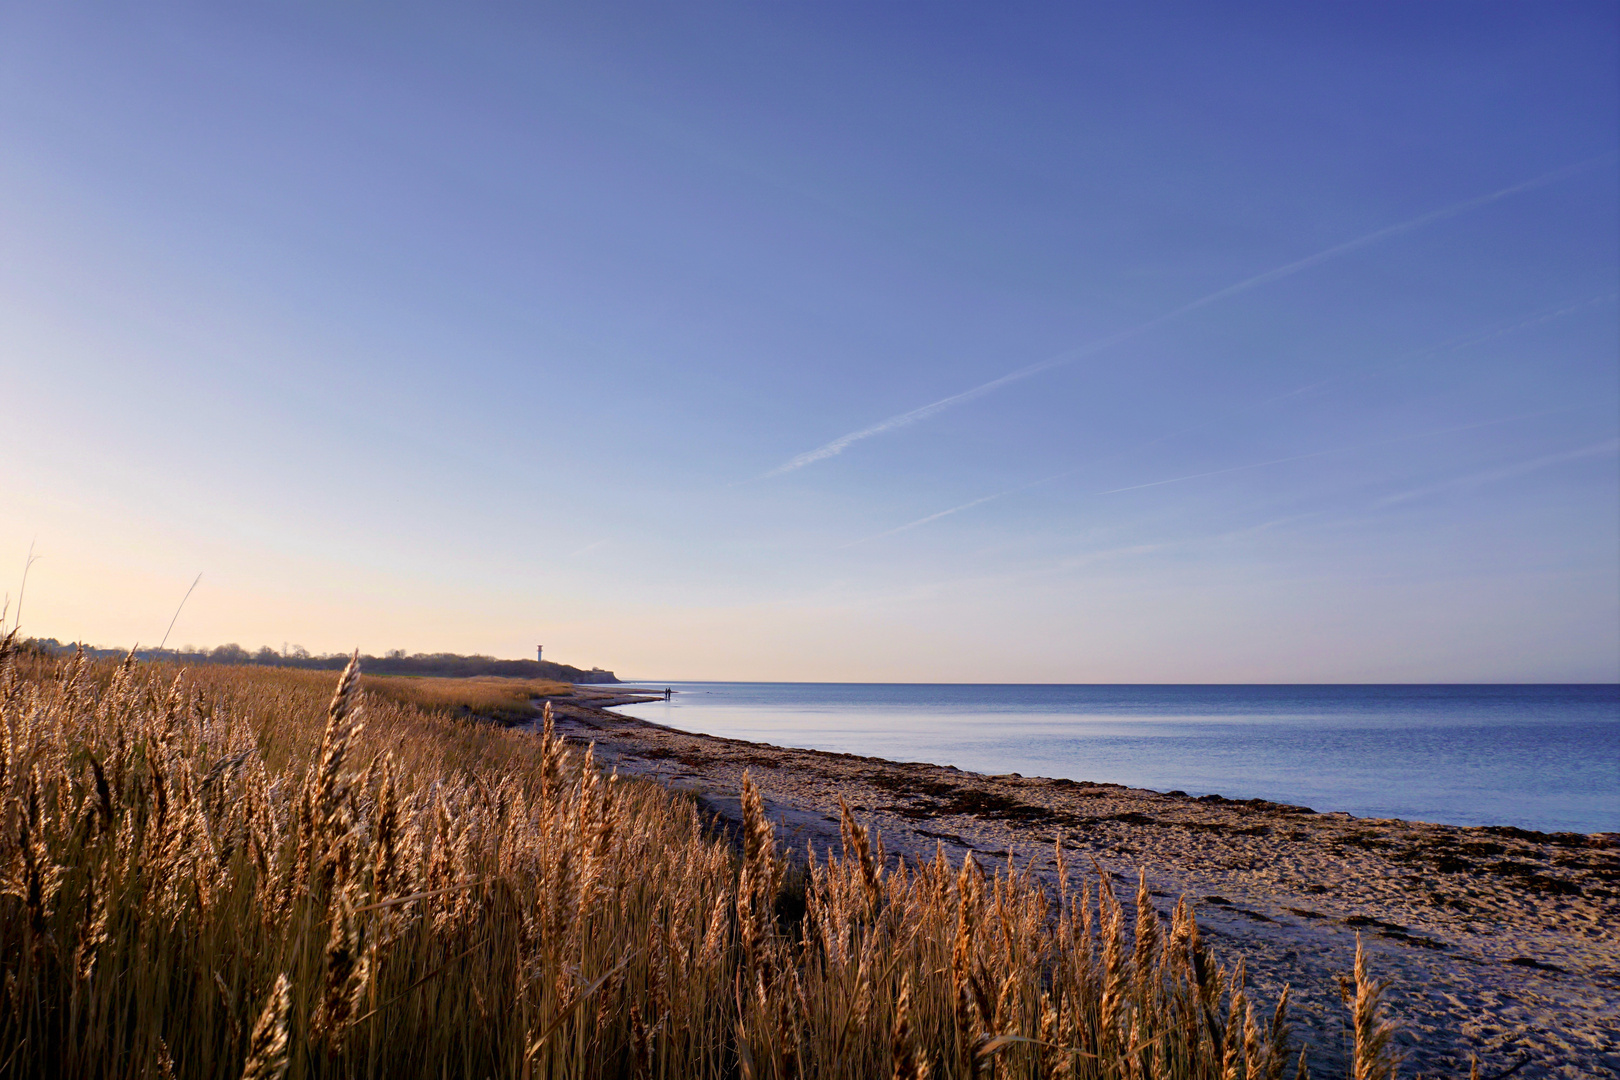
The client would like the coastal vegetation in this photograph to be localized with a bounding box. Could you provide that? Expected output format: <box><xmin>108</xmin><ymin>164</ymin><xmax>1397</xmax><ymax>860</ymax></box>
<box><xmin>360</xmin><ymin>673</ymin><xmax>569</xmax><ymax>724</ymax></box>
<box><xmin>0</xmin><ymin>637</ymin><xmax>1407</xmax><ymax>1078</ymax></box>
<box><xmin>19</xmin><ymin>638</ymin><xmax>619</xmax><ymax>684</ymax></box>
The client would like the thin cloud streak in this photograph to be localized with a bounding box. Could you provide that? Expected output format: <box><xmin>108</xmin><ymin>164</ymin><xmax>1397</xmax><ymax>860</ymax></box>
<box><xmin>840</xmin><ymin>472</ymin><xmax>1071</xmax><ymax>547</ymax></box>
<box><xmin>881</xmin><ymin>511</ymin><xmax>1332</xmax><ymax>604</ymax></box>
<box><xmin>1234</xmin><ymin>291</ymin><xmax>1619</xmax><ymax>417</ymax></box>
<box><xmin>839</xmin><ymin>294</ymin><xmax>1611</xmax><ymax>546</ymax></box>
<box><xmin>1374</xmin><ymin>437</ymin><xmax>1620</xmax><ymax>507</ymax></box>
<box><xmin>767</xmin><ymin>155</ymin><xmax>1612</xmax><ymax>478</ymax></box>
<box><xmin>1087</xmin><ymin>412</ymin><xmax>1573</xmax><ymax>495</ymax></box>
<box><xmin>1053</xmin><ymin>512</ymin><xmax>1324</xmax><ymax>573</ymax></box>
<box><xmin>846</xmin><ymin>410</ymin><xmax>1576</xmax><ymax>547</ymax></box>
<box><xmin>765</xmin><ymin>361</ymin><xmax>1065</xmax><ymax>476</ymax></box>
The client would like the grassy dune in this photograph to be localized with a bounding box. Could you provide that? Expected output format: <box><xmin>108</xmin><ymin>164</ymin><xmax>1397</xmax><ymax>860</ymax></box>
<box><xmin>0</xmin><ymin>636</ymin><xmax>1404</xmax><ymax>1078</ymax></box>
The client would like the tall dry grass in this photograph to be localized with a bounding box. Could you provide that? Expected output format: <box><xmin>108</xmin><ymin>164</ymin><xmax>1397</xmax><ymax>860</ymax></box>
<box><xmin>0</xmin><ymin>635</ymin><xmax>1406</xmax><ymax>1078</ymax></box>
<box><xmin>359</xmin><ymin>673</ymin><xmax>569</xmax><ymax>724</ymax></box>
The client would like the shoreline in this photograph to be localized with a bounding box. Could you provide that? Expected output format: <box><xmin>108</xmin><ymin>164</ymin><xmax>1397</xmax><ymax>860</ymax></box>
<box><xmin>542</xmin><ymin>687</ymin><xmax>1619</xmax><ymax>1079</ymax></box>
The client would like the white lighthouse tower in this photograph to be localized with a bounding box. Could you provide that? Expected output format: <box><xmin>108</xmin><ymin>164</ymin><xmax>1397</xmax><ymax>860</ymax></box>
<box><xmin>536</xmin><ymin>645</ymin><xmax>543</xmax><ymax>662</ymax></box>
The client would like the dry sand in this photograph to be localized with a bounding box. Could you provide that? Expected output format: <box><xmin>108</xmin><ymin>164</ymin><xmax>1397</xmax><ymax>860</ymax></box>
<box><xmin>538</xmin><ymin>688</ymin><xmax>1620</xmax><ymax>1079</ymax></box>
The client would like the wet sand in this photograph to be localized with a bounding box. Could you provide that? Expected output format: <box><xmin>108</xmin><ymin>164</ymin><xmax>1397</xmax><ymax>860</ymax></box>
<box><xmin>541</xmin><ymin>688</ymin><xmax>1620</xmax><ymax>1079</ymax></box>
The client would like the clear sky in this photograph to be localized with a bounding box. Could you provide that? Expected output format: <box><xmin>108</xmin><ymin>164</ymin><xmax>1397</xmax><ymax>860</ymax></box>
<box><xmin>2</xmin><ymin>3</ymin><xmax>1617</xmax><ymax>682</ymax></box>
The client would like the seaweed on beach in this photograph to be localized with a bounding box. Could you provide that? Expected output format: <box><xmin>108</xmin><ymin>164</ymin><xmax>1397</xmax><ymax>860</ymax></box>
<box><xmin>862</xmin><ymin>770</ymin><xmax>965</xmax><ymax>798</ymax></box>
<box><xmin>886</xmin><ymin>784</ymin><xmax>1070</xmax><ymax>826</ymax></box>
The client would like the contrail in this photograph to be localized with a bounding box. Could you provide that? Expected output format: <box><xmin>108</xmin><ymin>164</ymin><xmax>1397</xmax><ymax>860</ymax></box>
<box><xmin>840</xmin><ymin>472</ymin><xmax>1074</xmax><ymax>547</ymax></box>
<box><xmin>1213</xmin><ymin>291</ymin><xmax>1618</xmax><ymax>420</ymax></box>
<box><xmin>844</xmin><ymin>410</ymin><xmax>1576</xmax><ymax>547</ymax></box>
<box><xmin>766</xmin><ymin>360</ymin><xmax>1071</xmax><ymax>476</ymax></box>
<box><xmin>837</xmin><ymin>293</ymin><xmax>1612</xmax><ymax>545</ymax></box>
<box><xmin>767</xmin><ymin>155</ymin><xmax>1612</xmax><ymax>478</ymax></box>
<box><xmin>1373</xmin><ymin>437</ymin><xmax>1620</xmax><ymax>507</ymax></box>
<box><xmin>1087</xmin><ymin>411</ymin><xmax>1573</xmax><ymax>496</ymax></box>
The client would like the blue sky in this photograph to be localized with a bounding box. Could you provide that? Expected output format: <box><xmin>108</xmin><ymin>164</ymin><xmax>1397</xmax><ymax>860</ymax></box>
<box><xmin>2</xmin><ymin>3</ymin><xmax>1617</xmax><ymax>681</ymax></box>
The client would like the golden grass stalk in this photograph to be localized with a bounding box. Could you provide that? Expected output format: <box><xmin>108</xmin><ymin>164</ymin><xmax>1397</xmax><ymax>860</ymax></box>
<box><xmin>242</xmin><ymin>973</ymin><xmax>292</xmax><ymax>1080</ymax></box>
<box><xmin>1349</xmin><ymin>935</ymin><xmax>1399</xmax><ymax>1080</ymax></box>
<box><xmin>0</xmin><ymin>647</ymin><xmax>1419</xmax><ymax>1079</ymax></box>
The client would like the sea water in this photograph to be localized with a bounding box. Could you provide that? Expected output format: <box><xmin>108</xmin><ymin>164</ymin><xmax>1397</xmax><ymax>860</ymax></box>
<box><xmin>609</xmin><ymin>683</ymin><xmax>1620</xmax><ymax>834</ymax></box>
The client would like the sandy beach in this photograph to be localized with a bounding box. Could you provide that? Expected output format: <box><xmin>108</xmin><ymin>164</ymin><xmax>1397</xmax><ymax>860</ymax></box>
<box><xmin>541</xmin><ymin>687</ymin><xmax>1620</xmax><ymax>1080</ymax></box>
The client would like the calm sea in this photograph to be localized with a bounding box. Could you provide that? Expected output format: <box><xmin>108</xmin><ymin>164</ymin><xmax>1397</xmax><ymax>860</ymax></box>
<box><xmin>609</xmin><ymin>683</ymin><xmax>1620</xmax><ymax>834</ymax></box>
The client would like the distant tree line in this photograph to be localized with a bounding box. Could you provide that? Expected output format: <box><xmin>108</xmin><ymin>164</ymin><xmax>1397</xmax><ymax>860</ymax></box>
<box><xmin>17</xmin><ymin>638</ymin><xmax>619</xmax><ymax>684</ymax></box>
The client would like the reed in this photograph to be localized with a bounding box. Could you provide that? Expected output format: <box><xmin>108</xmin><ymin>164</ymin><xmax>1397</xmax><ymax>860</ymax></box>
<box><xmin>0</xmin><ymin>636</ymin><xmax>1410</xmax><ymax>1078</ymax></box>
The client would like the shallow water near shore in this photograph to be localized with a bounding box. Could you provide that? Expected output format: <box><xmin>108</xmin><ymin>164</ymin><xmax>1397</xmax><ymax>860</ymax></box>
<box><xmin>609</xmin><ymin>683</ymin><xmax>1619</xmax><ymax>833</ymax></box>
